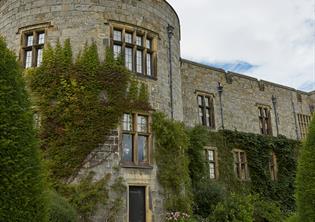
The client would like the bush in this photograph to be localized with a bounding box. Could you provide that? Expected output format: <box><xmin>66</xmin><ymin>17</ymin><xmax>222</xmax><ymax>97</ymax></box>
<box><xmin>296</xmin><ymin>114</ymin><xmax>315</xmax><ymax>222</ymax></box>
<box><xmin>253</xmin><ymin>198</ymin><xmax>284</xmax><ymax>222</ymax></box>
<box><xmin>48</xmin><ymin>191</ymin><xmax>77</xmax><ymax>222</ymax></box>
<box><xmin>0</xmin><ymin>37</ymin><xmax>47</xmax><ymax>221</ymax></box>
<box><xmin>285</xmin><ymin>214</ymin><xmax>298</xmax><ymax>222</ymax></box>
<box><xmin>193</xmin><ymin>180</ymin><xmax>226</xmax><ymax>218</ymax></box>
<box><xmin>209</xmin><ymin>193</ymin><xmax>254</xmax><ymax>222</ymax></box>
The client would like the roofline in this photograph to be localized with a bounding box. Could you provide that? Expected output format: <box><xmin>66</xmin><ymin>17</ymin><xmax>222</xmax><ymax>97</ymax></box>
<box><xmin>180</xmin><ymin>58</ymin><xmax>226</xmax><ymax>73</ymax></box>
<box><xmin>163</xmin><ymin>0</ymin><xmax>181</xmax><ymax>38</ymax></box>
<box><xmin>181</xmin><ymin>58</ymin><xmax>312</xmax><ymax>94</ymax></box>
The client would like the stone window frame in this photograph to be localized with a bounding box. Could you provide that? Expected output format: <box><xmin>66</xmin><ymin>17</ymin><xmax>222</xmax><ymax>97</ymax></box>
<box><xmin>196</xmin><ymin>91</ymin><xmax>215</xmax><ymax>129</ymax></box>
<box><xmin>256</xmin><ymin>104</ymin><xmax>273</xmax><ymax>136</ymax></box>
<box><xmin>19</xmin><ymin>26</ymin><xmax>48</xmax><ymax>68</ymax></box>
<box><xmin>297</xmin><ymin>113</ymin><xmax>311</xmax><ymax>140</ymax></box>
<box><xmin>232</xmin><ymin>149</ymin><xmax>250</xmax><ymax>181</ymax></box>
<box><xmin>205</xmin><ymin>146</ymin><xmax>219</xmax><ymax>179</ymax></box>
<box><xmin>269</xmin><ymin>151</ymin><xmax>278</xmax><ymax>181</ymax></box>
<box><xmin>120</xmin><ymin>112</ymin><xmax>153</xmax><ymax>168</ymax></box>
<box><xmin>110</xmin><ymin>23</ymin><xmax>157</xmax><ymax>80</ymax></box>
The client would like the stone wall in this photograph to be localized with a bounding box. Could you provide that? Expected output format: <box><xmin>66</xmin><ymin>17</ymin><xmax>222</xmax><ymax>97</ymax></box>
<box><xmin>0</xmin><ymin>0</ymin><xmax>180</xmax><ymax>221</ymax></box>
<box><xmin>181</xmin><ymin>59</ymin><xmax>314</xmax><ymax>140</ymax></box>
<box><xmin>0</xmin><ymin>0</ymin><xmax>183</xmax><ymax>121</ymax></box>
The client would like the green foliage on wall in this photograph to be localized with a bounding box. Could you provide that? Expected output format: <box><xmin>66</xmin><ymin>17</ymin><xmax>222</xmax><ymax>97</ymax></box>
<box><xmin>26</xmin><ymin>40</ymin><xmax>150</xmax><ymax>184</ymax></box>
<box><xmin>153</xmin><ymin>112</ymin><xmax>192</xmax><ymax>214</ymax></box>
<box><xmin>206</xmin><ymin>130</ymin><xmax>299</xmax><ymax>214</ymax></box>
<box><xmin>0</xmin><ymin>37</ymin><xmax>48</xmax><ymax>221</ymax></box>
<box><xmin>184</xmin><ymin>126</ymin><xmax>299</xmax><ymax>220</ymax></box>
<box><xmin>25</xmin><ymin>40</ymin><xmax>147</xmax><ymax>219</ymax></box>
<box><xmin>296</xmin><ymin>114</ymin><xmax>315</xmax><ymax>222</ymax></box>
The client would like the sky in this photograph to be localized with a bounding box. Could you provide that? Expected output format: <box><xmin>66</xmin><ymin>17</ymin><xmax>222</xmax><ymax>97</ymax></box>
<box><xmin>167</xmin><ymin>0</ymin><xmax>315</xmax><ymax>92</ymax></box>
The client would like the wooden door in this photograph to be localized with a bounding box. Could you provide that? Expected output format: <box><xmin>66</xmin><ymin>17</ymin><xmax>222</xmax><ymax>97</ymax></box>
<box><xmin>129</xmin><ymin>186</ymin><xmax>146</xmax><ymax>222</ymax></box>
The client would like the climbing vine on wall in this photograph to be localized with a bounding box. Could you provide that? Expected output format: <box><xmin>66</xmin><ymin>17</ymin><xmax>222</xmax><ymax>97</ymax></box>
<box><xmin>26</xmin><ymin>40</ymin><xmax>150</xmax><ymax>184</ymax></box>
<box><xmin>206</xmin><ymin>129</ymin><xmax>300</xmax><ymax>214</ymax></box>
<box><xmin>25</xmin><ymin>40</ymin><xmax>150</xmax><ymax>219</ymax></box>
<box><xmin>153</xmin><ymin>112</ymin><xmax>193</xmax><ymax>214</ymax></box>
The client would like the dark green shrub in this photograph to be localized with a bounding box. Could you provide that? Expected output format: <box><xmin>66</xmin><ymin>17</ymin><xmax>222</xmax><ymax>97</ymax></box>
<box><xmin>48</xmin><ymin>191</ymin><xmax>77</xmax><ymax>222</ymax></box>
<box><xmin>0</xmin><ymin>37</ymin><xmax>47</xmax><ymax>221</ymax></box>
<box><xmin>209</xmin><ymin>193</ymin><xmax>254</xmax><ymax>222</ymax></box>
<box><xmin>253</xmin><ymin>198</ymin><xmax>283</xmax><ymax>222</ymax></box>
<box><xmin>285</xmin><ymin>213</ymin><xmax>298</xmax><ymax>222</ymax></box>
<box><xmin>193</xmin><ymin>180</ymin><xmax>226</xmax><ymax>218</ymax></box>
<box><xmin>296</xmin><ymin>114</ymin><xmax>315</xmax><ymax>222</ymax></box>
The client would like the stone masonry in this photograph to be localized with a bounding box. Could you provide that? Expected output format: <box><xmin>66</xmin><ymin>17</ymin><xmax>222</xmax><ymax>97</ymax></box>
<box><xmin>0</xmin><ymin>0</ymin><xmax>314</xmax><ymax>221</ymax></box>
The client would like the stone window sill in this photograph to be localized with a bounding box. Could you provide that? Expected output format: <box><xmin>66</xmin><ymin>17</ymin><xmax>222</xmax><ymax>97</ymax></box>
<box><xmin>120</xmin><ymin>162</ymin><xmax>153</xmax><ymax>170</ymax></box>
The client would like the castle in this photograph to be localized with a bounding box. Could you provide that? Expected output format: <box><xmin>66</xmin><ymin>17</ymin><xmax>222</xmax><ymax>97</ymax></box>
<box><xmin>0</xmin><ymin>0</ymin><xmax>313</xmax><ymax>221</ymax></box>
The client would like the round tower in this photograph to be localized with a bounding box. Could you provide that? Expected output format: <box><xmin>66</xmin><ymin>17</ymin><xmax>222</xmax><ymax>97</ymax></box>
<box><xmin>0</xmin><ymin>0</ymin><xmax>183</xmax><ymax>120</ymax></box>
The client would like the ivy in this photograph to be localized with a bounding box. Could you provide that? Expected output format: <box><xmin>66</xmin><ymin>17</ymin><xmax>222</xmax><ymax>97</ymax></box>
<box><xmin>153</xmin><ymin>112</ymin><xmax>193</xmax><ymax>214</ymax></box>
<box><xmin>26</xmin><ymin>40</ymin><xmax>150</xmax><ymax>184</ymax></box>
<box><xmin>25</xmin><ymin>40</ymin><xmax>149</xmax><ymax>219</ymax></box>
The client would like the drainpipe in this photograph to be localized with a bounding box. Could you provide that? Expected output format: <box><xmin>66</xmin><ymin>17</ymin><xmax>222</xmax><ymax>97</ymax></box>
<box><xmin>167</xmin><ymin>24</ymin><xmax>174</xmax><ymax>119</ymax></box>
<box><xmin>291</xmin><ymin>96</ymin><xmax>299</xmax><ymax>140</ymax></box>
<box><xmin>272</xmin><ymin>95</ymin><xmax>279</xmax><ymax>136</ymax></box>
<box><xmin>217</xmin><ymin>82</ymin><xmax>224</xmax><ymax>129</ymax></box>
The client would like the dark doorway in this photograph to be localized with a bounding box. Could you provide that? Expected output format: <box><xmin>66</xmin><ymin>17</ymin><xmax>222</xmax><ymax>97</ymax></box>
<box><xmin>129</xmin><ymin>186</ymin><xmax>146</xmax><ymax>222</ymax></box>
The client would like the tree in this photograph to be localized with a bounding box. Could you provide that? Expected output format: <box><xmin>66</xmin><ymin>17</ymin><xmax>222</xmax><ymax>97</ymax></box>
<box><xmin>296</xmin><ymin>114</ymin><xmax>315</xmax><ymax>221</ymax></box>
<box><xmin>0</xmin><ymin>37</ymin><xmax>47</xmax><ymax>221</ymax></box>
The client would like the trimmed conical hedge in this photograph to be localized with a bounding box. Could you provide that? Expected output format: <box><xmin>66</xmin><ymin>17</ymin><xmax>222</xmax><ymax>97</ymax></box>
<box><xmin>0</xmin><ymin>37</ymin><xmax>47</xmax><ymax>221</ymax></box>
<box><xmin>296</xmin><ymin>114</ymin><xmax>315</xmax><ymax>222</ymax></box>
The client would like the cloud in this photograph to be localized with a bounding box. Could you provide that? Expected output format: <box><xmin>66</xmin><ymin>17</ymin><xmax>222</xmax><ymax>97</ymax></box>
<box><xmin>167</xmin><ymin>0</ymin><xmax>315</xmax><ymax>91</ymax></box>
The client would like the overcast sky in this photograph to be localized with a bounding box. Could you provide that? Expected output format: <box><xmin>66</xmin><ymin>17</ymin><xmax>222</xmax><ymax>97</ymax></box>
<box><xmin>167</xmin><ymin>0</ymin><xmax>315</xmax><ymax>92</ymax></box>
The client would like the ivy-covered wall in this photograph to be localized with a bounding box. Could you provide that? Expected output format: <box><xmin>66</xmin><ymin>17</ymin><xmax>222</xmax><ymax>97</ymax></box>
<box><xmin>25</xmin><ymin>40</ymin><xmax>153</xmax><ymax>221</ymax></box>
<box><xmin>189</xmin><ymin>127</ymin><xmax>300</xmax><ymax>219</ymax></box>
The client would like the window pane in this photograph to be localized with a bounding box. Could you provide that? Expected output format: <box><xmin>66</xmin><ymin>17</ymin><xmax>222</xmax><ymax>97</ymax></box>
<box><xmin>146</xmin><ymin>39</ymin><xmax>151</xmax><ymax>49</ymax></box>
<box><xmin>138</xmin><ymin>136</ymin><xmax>148</xmax><ymax>162</ymax></box>
<box><xmin>123</xmin><ymin>113</ymin><xmax>132</xmax><ymax>131</ymax></box>
<box><xmin>38</xmin><ymin>33</ymin><xmax>45</xmax><ymax>44</ymax></box>
<box><xmin>113</xmin><ymin>30</ymin><xmax>122</xmax><ymax>41</ymax></box>
<box><xmin>240</xmin><ymin>152</ymin><xmax>246</xmax><ymax>163</ymax></box>
<box><xmin>205</xmin><ymin>97</ymin><xmax>209</xmax><ymax>107</ymax></box>
<box><xmin>125</xmin><ymin>47</ymin><xmax>133</xmax><ymax>71</ymax></box>
<box><xmin>37</xmin><ymin>48</ymin><xmax>43</xmax><ymax>67</ymax></box>
<box><xmin>25</xmin><ymin>50</ymin><xmax>32</xmax><ymax>68</ymax></box>
<box><xmin>146</xmin><ymin>53</ymin><xmax>152</xmax><ymax>76</ymax></box>
<box><xmin>209</xmin><ymin>163</ymin><xmax>215</xmax><ymax>179</ymax></box>
<box><xmin>122</xmin><ymin>134</ymin><xmax>133</xmax><ymax>161</ymax></box>
<box><xmin>207</xmin><ymin>150</ymin><xmax>214</xmax><ymax>161</ymax></box>
<box><xmin>198</xmin><ymin>96</ymin><xmax>203</xmax><ymax>106</ymax></box>
<box><xmin>137</xmin><ymin>115</ymin><xmax>148</xmax><ymax>133</ymax></box>
<box><xmin>199</xmin><ymin>107</ymin><xmax>204</xmax><ymax>124</ymax></box>
<box><xmin>125</xmin><ymin>33</ymin><xmax>132</xmax><ymax>44</ymax></box>
<box><xmin>113</xmin><ymin>44</ymin><xmax>122</xmax><ymax>59</ymax></box>
<box><xmin>136</xmin><ymin>36</ymin><xmax>142</xmax><ymax>46</ymax></box>
<box><xmin>26</xmin><ymin>35</ymin><xmax>33</xmax><ymax>46</ymax></box>
<box><xmin>136</xmin><ymin>50</ymin><xmax>143</xmax><ymax>73</ymax></box>
<box><xmin>206</xmin><ymin>108</ymin><xmax>210</xmax><ymax>127</ymax></box>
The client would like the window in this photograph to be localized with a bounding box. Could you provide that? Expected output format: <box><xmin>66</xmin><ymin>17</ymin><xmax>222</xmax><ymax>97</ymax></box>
<box><xmin>198</xmin><ymin>95</ymin><xmax>215</xmax><ymax>128</ymax></box>
<box><xmin>121</xmin><ymin>113</ymin><xmax>151</xmax><ymax>165</ymax></box>
<box><xmin>205</xmin><ymin>148</ymin><xmax>218</xmax><ymax>179</ymax></box>
<box><xmin>258</xmin><ymin>106</ymin><xmax>272</xmax><ymax>135</ymax></box>
<box><xmin>22</xmin><ymin>31</ymin><xmax>46</xmax><ymax>68</ymax></box>
<box><xmin>269</xmin><ymin>152</ymin><xmax>278</xmax><ymax>181</ymax></box>
<box><xmin>297</xmin><ymin>113</ymin><xmax>311</xmax><ymax>139</ymax></box>
<box><xmin>233</xmin><ymin>149</ymin><xmax>249</xmax><ymax>180</ymax></box>
<box><xmin>112</xmin><ymin>27</ymin><xmax>156</xmax><ymax>78</ymax></box>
